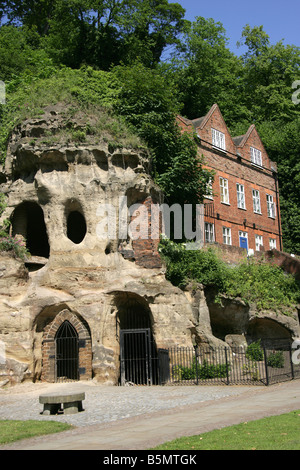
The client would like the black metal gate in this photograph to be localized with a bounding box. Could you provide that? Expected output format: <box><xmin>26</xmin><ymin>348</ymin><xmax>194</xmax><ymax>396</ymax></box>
<box><xmin>120</xmin><ymin>328</ymin><xmax>158</xmax><ymax>385</ymax></box>
<box><xmin>55</xmin><ymin>320</ymin><xmax>79</xmax><ymax>382</ymax></box>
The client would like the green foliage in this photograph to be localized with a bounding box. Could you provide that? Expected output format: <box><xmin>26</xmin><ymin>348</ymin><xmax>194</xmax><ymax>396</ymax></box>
<box><xmin>0</xmin><ymin>420</ymin><xmax>72</xmax><ymax>445</ymax></box>
<box><xmin>154</xmin><ymin>409</ymin><xmax>300</xmax><ymax>450</ymax></box>
<box><xmin>159</xmin><ymin>238</ymin><xmax>229</xmax><ymax>289</ymax></box>
<box><xmin>1</xmin><ymin>0</ymin><xmax>187</xmax><ymax>70</ymax></box>
<box><xmin>245</xmin><ymin>340</ymin><xmax>264</xmax><ymax>362</ymax></box>
<box><xmin>173</xmin><ymin>359</ymin><xmax>229</xmax><ymax>381</ymax></box>
<box><xmin>0</xmin><ymin>5</ymin><xmax>299</xmax><ymax>254</ymax></box>
<box><xmin>0</xmin><ymin>235</ymin><xmax>29</xmax><ymax>259</ymax></box>
<box><xmin>172</xmin><ymin>17</ymin><xmax>246</xmax><ymax>124</ymax></box>
<box><xmin>222</xmin><ymin>257</ymin><xmax>300</xmax><ymax>312</ymax></box>
<box><xmin>159</xmin><ymin>238</ymin><xmax>300</xmax><ymax>313</ymax></box>
<box><xmin>111</xmin><ymin>62</ymin><xmax>212</xmax><ymax>206</ymax></box>
<box><xmin>0</xmin><ymin>193</ymin><xmax>29</xmax><ymax>259</ymax></box>
<box><xmin>267</xmin><ymin>351</ymin><xmax>285</xmax><ymax>369</ymax></box>
<box><xmin>0</xmin><ymin>66</ymin><xmax>144</xmax><ymax>163</ymax></box>
<box><xmin>0</xmin><ymin>192</ymin><xmax>9</xmax><ymax>236</ymax></box>
<box><xmin>0</xmin><ymin>25</ymin><xmax>57</xmax><ymax>82</ymax></box>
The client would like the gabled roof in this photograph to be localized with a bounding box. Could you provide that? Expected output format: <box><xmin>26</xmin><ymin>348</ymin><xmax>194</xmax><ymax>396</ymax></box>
<box><xmin>191</xmin><ymin>103</ymin><xmax>219</xmax><ymax>131</ymax></box>
<box><xmin>233</xmin><ymin>123</ymin><xmax>268</xmax><ymax>155</ymax></box>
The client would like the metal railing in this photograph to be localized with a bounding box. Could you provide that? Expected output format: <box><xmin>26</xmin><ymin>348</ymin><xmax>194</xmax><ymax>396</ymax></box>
<box><xmin>158</xmin><ymin>343</ymin><xmax>300</xmax><ymax>386</ymax></box>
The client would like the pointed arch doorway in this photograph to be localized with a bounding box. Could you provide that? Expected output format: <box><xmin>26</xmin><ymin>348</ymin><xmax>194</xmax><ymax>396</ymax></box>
<box><xmin>55</xmin><ymin>320</ymin><xmax>79</xmax><ymax>382</ymax></box>
<box><xmin>40</xmin><ymin>309</ymin><xmax>92</xmax><ymax>383</ymax></box>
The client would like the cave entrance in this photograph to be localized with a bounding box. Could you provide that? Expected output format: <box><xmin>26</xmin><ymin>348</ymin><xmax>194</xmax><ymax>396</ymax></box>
<box><xmin>55</xmin><ymin>320</ymin><xmax>79</xmax><ymax>382</ymax></box>
<box><xmin>117</xmin><ymin>294</ymin><xmax>159</xmax><ymax>385</ymax></box>
<box><xmin>12</xmin><ymin>201</ymin><xmax>50</xmax><ymax>258</ymax></box>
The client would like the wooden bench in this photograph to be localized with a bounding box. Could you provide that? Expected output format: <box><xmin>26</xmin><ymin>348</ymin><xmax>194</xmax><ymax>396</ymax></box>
<box><xmin>39</xmin><ymin>392</ymin><xmax>85</xmax><ymax>415</ymax></box>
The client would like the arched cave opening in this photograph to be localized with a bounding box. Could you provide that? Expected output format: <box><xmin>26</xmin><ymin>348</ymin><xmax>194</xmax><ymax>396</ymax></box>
<box><xmin>246</xmin><ymin>318</ymin><xmax>292</xmax><ymax>348</ymax></box>
<box><xmin>67</xmin><ymin>210</ymin><xmax>87</xmax><ymax>244</ymax></box>
<box><xmin>115</xmin><ymin>292</ymin><xmax>159</xmax><ymax>385</ymax></box>
<box><xmin>12</xmin><ymin>201</ymin><xmax>50</xmax><ymax>258</ymax></box>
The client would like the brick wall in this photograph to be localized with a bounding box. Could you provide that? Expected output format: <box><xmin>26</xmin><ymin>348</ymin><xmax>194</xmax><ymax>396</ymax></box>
<box><xmin>119</xmin><ymin>196</ymin><xmax>162</xmax><ymax>269</ymax></box>
<box><xmin>177</xmin><ymin>104</ymin><xmax>283</xmax><ymax>254</ymax></box>
<box><xmin>41</xmin><ymin>309</ymin><xmax>92</xmax><ymax>382</ymax></box>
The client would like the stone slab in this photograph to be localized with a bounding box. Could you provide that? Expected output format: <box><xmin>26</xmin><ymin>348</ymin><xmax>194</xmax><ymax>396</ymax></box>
<box><xmin>39</xmin><ymin>392</ymin><xmax>85</xmax><ymax>404</ymax></box>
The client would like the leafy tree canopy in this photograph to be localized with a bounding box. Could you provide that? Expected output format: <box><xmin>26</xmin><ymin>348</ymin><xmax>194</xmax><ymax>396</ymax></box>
<box><xmin>1</xmin><ymin>0</ymin><xmax>188</xmax><ymax>68</ymax></box>
<box><xmin>0</xmin><ymin>5</ymin><xmax>299</xmax><ymax>253</ymax></box>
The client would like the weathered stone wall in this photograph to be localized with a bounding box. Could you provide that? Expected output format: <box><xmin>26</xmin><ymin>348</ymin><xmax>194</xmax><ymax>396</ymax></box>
<box><xmin>0</xmin><ymin>105</ymin><xmax>299</xmax><ymax>386</ymax></box>
<box><xmin>0</xmin><ymin>106</ymin><xmax>197</xmax><ymax>385</ymax></box>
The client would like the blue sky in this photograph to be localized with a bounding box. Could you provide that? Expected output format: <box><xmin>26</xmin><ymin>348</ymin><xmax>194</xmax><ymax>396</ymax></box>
<box><xmin>176</xmin><ymin>0</ymin><xmax>300</xmax><ymax>55</ymax></box>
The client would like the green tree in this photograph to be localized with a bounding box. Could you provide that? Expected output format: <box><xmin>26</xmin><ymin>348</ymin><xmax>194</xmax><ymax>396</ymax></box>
<box><xmin>1</xmin><ymin>0</ymin><xmax>187</xmax><ymax>69</ymax></box>
<box><xmin>0</xmin><ymin>25</ymin><xmax>56</xmax><ymax>82</ymax></box>
<box><xmin>111</xmin><ymin>62</ymin><xmax>212</xmax><ymax>207</ymax></box>
<box><xmin>237</xmin><ymin>25</ymin><xmax>300</xmax><ymax>123</ymax></box>
<box><xmin>170</xmin><ymin>17</ymin><xmax>247</xmax><ymax>125</ymax></box>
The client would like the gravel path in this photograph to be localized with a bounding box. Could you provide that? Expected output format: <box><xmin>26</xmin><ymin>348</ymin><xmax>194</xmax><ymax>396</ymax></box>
<box><xmin>0</xmin><ymin>380</ymin><xmax>261</xmax><ymax>428</ymax></box>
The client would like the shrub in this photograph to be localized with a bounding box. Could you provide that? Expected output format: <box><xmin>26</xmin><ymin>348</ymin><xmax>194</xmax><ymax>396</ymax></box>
<box><xmin>158</xmin><ymin>238</ymin><xmax>229</xmax><ymax>290</ymax></box>
<box><xmin>159</xmin><ymin>238</ymin><xmax>300</xmax><ymax>314</ymax></box>
<box><xmin>0</xmin><ymin>236</ymin><xmax>29</xmax><ymax>259</ymax></box>
<box><xmin>246</xmin><ymin>340</ymin><xmax>264</xmax><ymax>362</ymax></box>
<box><xmin>267</xmin><ymin>351</ymin><xmax>285</xmax><ymax>368</ymax></box>
<box><xmin>172</xmin><ymin>359</ymin><xmax>229</xmax><ymax>381</ymax></box>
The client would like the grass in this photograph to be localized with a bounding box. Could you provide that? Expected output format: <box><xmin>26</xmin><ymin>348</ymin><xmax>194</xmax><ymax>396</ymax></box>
<box><xmin>153</xmin><ymin>409</ymin><xmax>300</xmax><ymax>450</ymax></box>
<box><xmin>0</xmin><ymin>420</ymin><xmax>72</xmax><ymax>445</ymax></box>
<box><xmin>0</xmin><ymin>67</ymin><xmax>145</xmax><ymax>164</ymax></box>
<box><xmin>1</xmin><ymin>410</ymin><xmax>299</xmax><ymax>449</ymax></box>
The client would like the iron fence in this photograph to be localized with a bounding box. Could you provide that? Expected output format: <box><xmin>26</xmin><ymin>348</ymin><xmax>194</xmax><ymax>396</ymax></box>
<box><xmin>158</xmin><ymin>342</ymin><xmax>300</xmax><ymax>386</ymax></box>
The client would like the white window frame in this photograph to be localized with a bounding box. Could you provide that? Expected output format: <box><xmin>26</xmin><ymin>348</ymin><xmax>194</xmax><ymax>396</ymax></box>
<box><xmin>204</xmin><ymin>178</ymin><xmax>213</xmax><ymax>200</ymax></box>
<box><xmin>269</xmin><ymin>238</ymin><xmax>277</xmax><ymax>250</ymax></box>
<box><xmin>239</xmin><ymin>231</ymin><xmax>248</xmax><ymax>239</ymax></box>
<box><xmin>220</xmin><ymin>177</ymin><xmax>230</xmax><ymax>204</ymax></box>
<box><xmin>250</xmin><ymin>147</ymin><xmax>262</xmax><ymax>167</ymax></box>
<box><xmin>255</xmin><ymin>235</ymin><xmax>263</xmax><ymax>251</ymax></box>
<box><xmin>223</xmin><ymin>227</ymin><xmax>232</xmax><ymax>245</ymax></box>
<box><xmin>266</xmin><ymin>194</ymin><xmax>276</xmax><ymax>218</ymax></box>
<box><xmin>236</xmin><ymin>183</ymin><xmax>246</xmax><ymax>209</ymax></box>
<box><xmin>252</xmin><ymin>189</ymin><xmax>261</xmax><ymax>214</ymax></box>
<box><xmin>205</xmin><ymin>222</ymin><xmax>215</xmax><ymax>243</ymax></box>
<box><xmin>212</xmin><ymin>128</ymin><xmax>226</xmax><ymax>151</ymax></box>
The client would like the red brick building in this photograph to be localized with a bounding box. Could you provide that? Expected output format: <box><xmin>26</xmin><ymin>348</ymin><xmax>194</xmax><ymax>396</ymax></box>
<box><xmin>177</xmin><ymin>104</ymin><xmax>283</xmax><ymax>253</ymax></box>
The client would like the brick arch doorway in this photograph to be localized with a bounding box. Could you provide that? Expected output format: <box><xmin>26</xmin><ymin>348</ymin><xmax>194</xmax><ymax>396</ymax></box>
<box><xmin>41</xmin><ymin>309</ymin><xmax>92</xmax><ymax>383</ymax></box>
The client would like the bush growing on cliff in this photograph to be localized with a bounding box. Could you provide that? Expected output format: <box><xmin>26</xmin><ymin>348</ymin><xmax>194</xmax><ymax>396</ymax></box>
<box><xmin>0</xmin><ymin>193</ymin><xmax>29</xmax><ymax>259</ymax></box>
<box><xmin>159</xmin><ymin>238</ymin><xmax>300</xmax><ymax>314</ymax></box>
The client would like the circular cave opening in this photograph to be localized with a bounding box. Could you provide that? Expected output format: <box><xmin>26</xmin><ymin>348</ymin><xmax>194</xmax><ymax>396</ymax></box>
<box><xmin>67</xmin><ymin>210</ymin><xmax>87</xmax><ymax>244</ymax></box>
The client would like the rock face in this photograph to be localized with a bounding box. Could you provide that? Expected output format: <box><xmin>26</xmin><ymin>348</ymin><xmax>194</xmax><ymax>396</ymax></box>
<box><xmin>0</xmin><ymin>104</ymin><xmax>299</xmax><ymax>385</ymax></box>
<box><xmin>205</xmin><ymin>288</ymin><xmax>300</xmax><ymax>349</ymax></box>
<box><xmin>0</xmin><ymin>105</ymin><xmax>199</xmax><ymax>385</ymax></box>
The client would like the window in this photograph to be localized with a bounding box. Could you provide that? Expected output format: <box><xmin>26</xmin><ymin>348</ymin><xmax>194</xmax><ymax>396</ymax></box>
<box><xmin>255</xmin><ymin>235</ymin><xmax>263</xmax><ymax>251</ymax></box>
<box><xmin>269</xmin><ymin>238</ymin><xmax>277</xmax><ymax>250</ymax></box>
<box><xmin>205</xmin><ymin>178</ymin><xmax>213</xmax><ymax>199</ymax></box>
<box><xmin>212</xmin><ymin>128</ymin><xmax>226</xmax><ymax>151</ymax></box>
<box><xmin>223</xmin><ymin>227</ymin><xmax>231</xmax><ymax>245</ymax></box>
<box><xmin>205</xmin><ymin>223</ymin><xmax>215</xmax><ymax>243</ymax></box>
<box><xmin>220</xmin><ymin>177</ymin><xmax>229</xmax><ymax>204</ymax></box>
<box><xmin>266</xmin><ymin>194</ymin><xmax>276</xmax><ymax>218</ymax></box>
<box><xmin>236</xmin><ymin>183</ymin><xmax>246</xmax><ymax>209</ymax></box>
<box><xmin>250</xmin><ymin>147</ymin><xmax>262</xmax><ymax>166</ymax></box>
<box><xmin>252</xmin><ymin>189</ymin><xmax>261</xmax><ymax>214</ymax></box>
